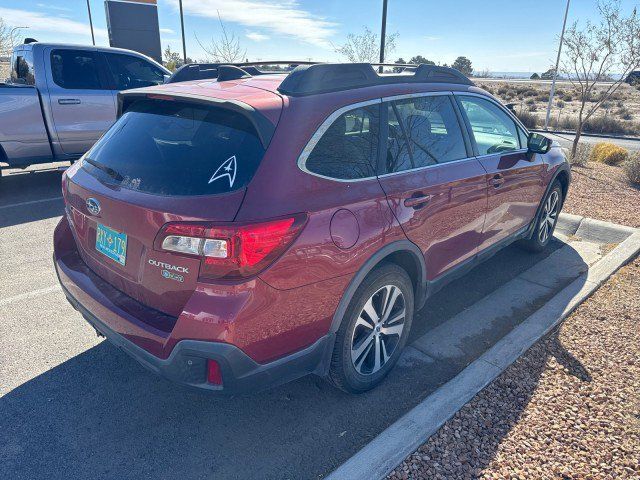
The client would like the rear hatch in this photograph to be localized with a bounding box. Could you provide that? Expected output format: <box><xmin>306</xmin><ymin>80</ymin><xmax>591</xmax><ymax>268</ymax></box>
<box><xmin>64</xmin><ymin>95</ymin><xmax>278</xmax><ymax>317</ymax></box>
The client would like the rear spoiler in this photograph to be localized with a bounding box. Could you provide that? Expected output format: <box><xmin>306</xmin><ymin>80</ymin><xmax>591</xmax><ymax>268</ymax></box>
<box><xmin>116</xmin><ymin>89</ymin><xmax>276</xmax><ymax>148</ymax></box>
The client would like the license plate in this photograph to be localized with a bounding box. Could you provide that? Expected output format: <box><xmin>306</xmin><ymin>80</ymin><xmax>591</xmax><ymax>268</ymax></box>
<box><xmin>96</xmin><ymin>223</ymin><xmax>127</xmax><ymax>266</ymax></box>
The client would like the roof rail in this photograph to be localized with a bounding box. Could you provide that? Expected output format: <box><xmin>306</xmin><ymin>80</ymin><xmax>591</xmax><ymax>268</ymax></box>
<box><xmin>277</xmin><ymin>63</ymin><xmax>474</xmax><ymax>96</ymax></box>
<box><xmin>166</xmin><ymin>61</ymin><xmax>319</xmax><ymax>84</ymax></box>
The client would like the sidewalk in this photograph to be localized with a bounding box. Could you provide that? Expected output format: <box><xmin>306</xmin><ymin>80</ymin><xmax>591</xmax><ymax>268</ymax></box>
<box><xmin>539</xmin><ymin>131</ymin><xmax>640</xmax><ymax>152</ymax></box>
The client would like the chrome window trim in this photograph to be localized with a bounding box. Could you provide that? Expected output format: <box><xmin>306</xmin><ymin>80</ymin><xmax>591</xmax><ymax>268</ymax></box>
<box><xmin>296</xmin><ymin>91</ymin><xmax>529</xmax><ymax>183</ymax></box>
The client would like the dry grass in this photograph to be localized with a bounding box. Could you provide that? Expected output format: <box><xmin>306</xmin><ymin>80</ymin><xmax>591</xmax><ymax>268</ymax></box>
<box><xmin>389</xmin><ymin>258</ymin><xmax>640</xmax><ymax>480</ymax></box>
<box><xmin>479</xmin><ymin>80</ymin><xmax>640</xmax><ymax>137</ymax></box>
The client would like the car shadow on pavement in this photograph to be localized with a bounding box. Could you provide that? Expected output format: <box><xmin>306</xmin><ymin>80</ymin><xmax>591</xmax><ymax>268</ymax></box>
<box><xmin>0</xmin><ymin>168</ymin><xmax>65</xmax><ymax>228</ymax></box>
<box><xmin>0</xmin><ymin>240</ymin><xmax>587</xmax><ymax>480</ymax></box>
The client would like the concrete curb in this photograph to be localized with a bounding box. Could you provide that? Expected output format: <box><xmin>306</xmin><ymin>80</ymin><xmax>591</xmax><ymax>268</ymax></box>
<box><xmin>556</xmin><ymin>213</ymin><xmax>637</xmax><ymax>243</ymax></box>
<box><xmin>327</xmin><ymin>220</ymin><xmax>640</xmax><ymax>480</ymax></box>
<box><xmin>531</xmin><ymin>129</ymin><xmax>640</xmax><ymax>142</ymax></box>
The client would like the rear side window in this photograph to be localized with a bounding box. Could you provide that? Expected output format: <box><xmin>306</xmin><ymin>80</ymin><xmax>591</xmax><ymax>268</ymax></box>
<box><xmin>386</xmin><ymin>95</ymin><xmax>467</xmax><ymax>173</ymax></box>
<box><xmin>82</xmin><ymin>100</ymin><xmax>265</xmax><ymax>196</ymax></box>
<box><xmin>304</xmin><ymin>105</ymin><xmax>379</xmax><ymax>180</ymax></box>
<box><xmin>104</xmin><ymin>53</ymin><xmax>165</xmax><ymax>90</ymax></box>
<box><xmin>10</xmin><ymin>50</ymin><xmax>35</xmax><ymax>85</ymax></box>
<box><xmin>51</xmin><ymin>50</ymin><xmax>103</xmax><ymax>90</ymax></box>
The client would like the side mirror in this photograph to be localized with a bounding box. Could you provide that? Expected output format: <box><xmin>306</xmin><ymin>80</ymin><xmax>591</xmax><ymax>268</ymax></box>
<box><xmin>528</xmin><ymin>132</ymin><xmax>552</xmax><ymax>154</ymax></box>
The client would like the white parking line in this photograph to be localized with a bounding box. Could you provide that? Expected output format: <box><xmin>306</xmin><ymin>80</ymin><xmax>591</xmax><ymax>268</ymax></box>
<box><xmin>0</xmin><ymin>285</ymin><xmax>61</xmax><ymax>307</ymax></box>
<box><xmin>0</xmin><ymin>196</ymin><xmax>63</xmax><ymax>210</ymax></box>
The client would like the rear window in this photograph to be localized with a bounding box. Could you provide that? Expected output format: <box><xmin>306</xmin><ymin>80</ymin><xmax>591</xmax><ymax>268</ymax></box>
<box><xmin>82</xmin><ymin>100</ymin><xmax>265</xmax><ymax>196</ymax></box>
<box><xmin>10</xmin><ymin>49</ymin><xmax>35</xmax><ymax>85</ymax></box>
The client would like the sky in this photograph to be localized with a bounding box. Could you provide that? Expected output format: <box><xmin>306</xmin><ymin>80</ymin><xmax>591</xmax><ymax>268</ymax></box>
<box><xmin>1</xmin><ymin>0</ymin><xmax>638</xmax><ymax>73</ymax></box>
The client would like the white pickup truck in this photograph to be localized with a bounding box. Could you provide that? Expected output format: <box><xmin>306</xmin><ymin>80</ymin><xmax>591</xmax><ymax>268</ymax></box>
<box><xmin>0</xmin><ymin>41</ymin><xmax>170</xmax><ymax>177</ymax></box>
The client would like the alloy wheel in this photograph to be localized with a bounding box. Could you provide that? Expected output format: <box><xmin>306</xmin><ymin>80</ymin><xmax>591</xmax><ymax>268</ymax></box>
<box><xmin>350</xmin><ymin>285</ymin><xmax>406</xmax><ymax>375</ymax></box>
<box><xmin>538</xmin><ymin>190</ymin><xmax>560</xmax><ymax>244</ymax></box>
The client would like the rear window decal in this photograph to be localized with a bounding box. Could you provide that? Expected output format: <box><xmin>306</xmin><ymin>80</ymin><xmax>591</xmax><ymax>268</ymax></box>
<box><xmin>209</xmin><ymin>155</ymin><xmax>237</xmax><ymax>188</ymax></box>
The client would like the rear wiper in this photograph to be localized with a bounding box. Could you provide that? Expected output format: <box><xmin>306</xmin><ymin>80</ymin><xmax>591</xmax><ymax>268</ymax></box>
<box><xmin>84</xmin><ymin>158</ymin><xmax>124</xmax><ymax>182</ymax></box>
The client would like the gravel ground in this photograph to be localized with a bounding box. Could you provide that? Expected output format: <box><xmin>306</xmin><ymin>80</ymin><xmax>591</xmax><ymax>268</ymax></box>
<box><xmin>564</xmin><ymin>162</ymin><xmax>640</xmax><ymax>228</ymax></box>
<box><xmin>388</xmin><ymin>257</ymin><xmax>640</xmax><ymax>479</ymax></box>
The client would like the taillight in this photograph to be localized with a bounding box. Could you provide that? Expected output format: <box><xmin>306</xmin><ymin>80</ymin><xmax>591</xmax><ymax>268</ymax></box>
<box><xmin>154</xmin><ymin>214</ymin><xmax>307</xmax><ymax>280</ymax></box>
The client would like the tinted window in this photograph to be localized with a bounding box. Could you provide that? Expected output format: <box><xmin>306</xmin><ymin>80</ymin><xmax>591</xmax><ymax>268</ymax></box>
<box><xmin>305</xmin><ymin>106</ymin><xmax>379</xmax><ymax>180</ymax></box>
<box><xmin>459</xmin><ymin>96</ymin><xmax>520</xmax><ymax>155</ymax></box>
<box><xmin>10</xmin><ymin>50</ymin><xmax>35</xmax><ymax>85</ymax></box>
<box><xmin>51</xmin><ymin>50</ymin><xmax>103</xmax><ymax>89</ymax></box>
<box><xmin>82</xmin><ymin>100</ymin><xmax>265</xmax><ymax>196</ymax></box>
<box><xmin>386</xmin><ymin>95</ymin><xmax>467</xmax><ymax>173</ymax></box>
<box><xmin>104</xmin><ymin>53</ymin><xmax>165</xmax><ymax>90</ymax></box>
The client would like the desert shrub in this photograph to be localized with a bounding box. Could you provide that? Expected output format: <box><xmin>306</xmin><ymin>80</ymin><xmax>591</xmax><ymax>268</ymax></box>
<box><xmin>497</xmin><ymin>86</ymin><xmax>509</xmax><ymax>96</ymax></box>
<box><xmin>623</xmin><ymin>153</ymin><xmax>640</xmax><ymax>185</ymax></box>
<box><xmin>561</xmin><ymin>93</ymin><xmax>573</xmax><ymax>102</ymax></box>
<box><xmin>525</xmin><ymin>98</ymin><xmax>535</xmax><ymax>105</ymax></box>
<box><xmin>556</xmin><ymin>100</ymin><xmax>565</xmax><ymax>109</ymax></box>
<box><xmin>616</xmin><ymin>106</ymin><xmax>632</xmax><ymax>120</ymax></box>
<box><xmin>528</xmin><ymin>104</ymin><xmax>538</xmax><ymax>112</ymax></box>
<box><xmin>557</xmin><ymin>116</ymin><xmax>640</xmax><ymax>136</ymax></box>
<box><xmin>590</xmin><ymin>142</ymin><xmax>630</xmax><ymax>165</ymax></box>
<box><xmin>516</xmin><ymin>110</ymin><xmax>538</xmax><ymax>129</ymax></box>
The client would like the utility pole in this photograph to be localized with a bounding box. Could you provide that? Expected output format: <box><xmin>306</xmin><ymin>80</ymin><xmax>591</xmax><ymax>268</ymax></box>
<box><xmin>544</xmin><ymin>0</ymin><xmax>570</xmax><ymax>130</ymax></box>
<box><xmin>378</xmin><ymin>0</ymin><xmax>388</xmax><ymax>73</ymax></box>
<box><xmin>86</xmin><ymin>0</ymin><xmax>95</xmax><ymax>45</ymax></box>
<box><xmin>179</xmin><ymin>0</ymin><xmax>187</xmax><ymax>63</ymax></box>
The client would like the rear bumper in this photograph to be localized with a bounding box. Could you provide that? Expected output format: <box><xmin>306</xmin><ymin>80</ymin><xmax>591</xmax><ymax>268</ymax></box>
<box><xmin>59</xmin><ymin>276</ymin><xmax>333</xmax><ymax>394</ymax></box>
<box><xmin>53</xmin><ymin>215</ymin><xmax>336</xmax><ymax>394</ymax></box>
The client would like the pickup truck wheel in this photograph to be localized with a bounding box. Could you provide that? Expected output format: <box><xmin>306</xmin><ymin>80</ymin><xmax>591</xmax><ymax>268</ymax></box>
<box><xmin>327</xmin><ymin>263</ymin><xmax>414</xmax><ymax>394</ymax></box>
<box><xmin>519</xmin><ymin>181</ymin><xmax>563</xmax><ymax>253</ymax></box>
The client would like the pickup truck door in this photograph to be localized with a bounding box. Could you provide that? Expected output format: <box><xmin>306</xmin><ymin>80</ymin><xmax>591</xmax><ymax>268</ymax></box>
<box><xmin>44</xmin><ymin>47</ymin><xmax>116</xmax><ymax>156</ymax></box>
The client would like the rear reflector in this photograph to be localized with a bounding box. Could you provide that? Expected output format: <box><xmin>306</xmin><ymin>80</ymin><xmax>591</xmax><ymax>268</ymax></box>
<box><xmin>207</xmin><ymin>360</ymin><xmax>223</xmax><ymax>385</ymax></box>
<box><xmin>154</xmin><ymin>214</ymin><xmax>307</xmax><ymax>280</ymax></box>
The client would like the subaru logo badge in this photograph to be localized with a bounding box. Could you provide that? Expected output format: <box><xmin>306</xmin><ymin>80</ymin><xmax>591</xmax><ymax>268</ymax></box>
<box><xmin>86</xmin><ymin>198</ymin><xmax>101</xmax><ymax>216</ymax></box>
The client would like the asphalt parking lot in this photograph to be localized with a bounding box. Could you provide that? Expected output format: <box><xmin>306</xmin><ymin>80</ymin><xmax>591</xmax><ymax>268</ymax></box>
<box><xmin>1</xmin><ymin>163</ymin><xmax>585</xmax><ymax>480</ymax></box>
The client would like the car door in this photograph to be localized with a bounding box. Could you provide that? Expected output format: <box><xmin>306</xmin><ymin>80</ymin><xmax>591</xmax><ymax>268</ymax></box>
<box><xmin>377</xmin><ymin>93</ymin><xmax>488</xmax><ymax>281</ymax></box>
<box><xmin>102</xmin><ymin>52</ymin><xmax>166</xmax><ymax>104</ymax></box>
<box><xmin>455</xmin><ymin>94</ymin><xmax>546</xmax><ymax>251</ymax></box>
<box><xmin>45</xmin><ymin>47</ymin><xmax>116</xmax><ymax>156</ymax></box>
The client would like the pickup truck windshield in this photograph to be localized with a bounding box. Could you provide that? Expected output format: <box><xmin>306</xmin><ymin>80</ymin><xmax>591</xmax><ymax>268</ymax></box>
<box><xmin>82</xmin><ymin>100</ymin><xmax>265</xmax><ymax>196</ymax></box>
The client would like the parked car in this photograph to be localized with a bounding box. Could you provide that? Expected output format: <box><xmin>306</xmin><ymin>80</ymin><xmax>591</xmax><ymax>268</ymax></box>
<box><xmin>625</xmin><ymin>71</ymin><xmax>640</xmax><ymax>85</ymax></box>
<box><xmin>0</xmin><ymin>41</ymin><xmax>170</xmax><ymax>178</ymax></box>
<box><xmin>54</xmin><ymin>63</ymin><xmax>570</xmax><ymax>394</ymax></box>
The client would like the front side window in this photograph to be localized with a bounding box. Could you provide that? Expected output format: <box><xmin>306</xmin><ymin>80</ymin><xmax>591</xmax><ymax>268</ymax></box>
<box><xmin>458</xmin><ymin>96</ymin><xmax>520</xmax><ymax>155</ymax></box>
<box><xmin>386</xmin><ymin>95</ymin><xmax>467</xmax><ymax>174</ymax></box>
<box><xmin>10</xmin><ymin>50</ymin><xmax>35</xmax><ymax>85</ymax></box>
<box><xmin>305</xmin><ymin>105</ymin><xmax>379</xmax><ymax>180</ymax></box>
<box><xmin>104</xmin><ymin>53</ymin><xmax>165</xmax><ymax>90</ymax></box>
<box><xmin>51</xmin><ymin>50</ymin><xmax>103</xmax><ymax>90</ymax></box>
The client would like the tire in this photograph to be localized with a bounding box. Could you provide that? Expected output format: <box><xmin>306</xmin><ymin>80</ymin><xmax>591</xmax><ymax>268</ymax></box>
<box><xmin>519</xmin><ymin>180</ymin><xmax>563</xmax><ymax>253</ymax></box>
<box><xmin>328</xmin><ymin>263</ymin><xmax>414</xmax><ymax>394</ymax></box>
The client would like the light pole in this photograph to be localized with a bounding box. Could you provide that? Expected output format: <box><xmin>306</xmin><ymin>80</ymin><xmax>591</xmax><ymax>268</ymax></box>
<box><xmin>86</xmin><ymin>0</ymin><xmax>95</xmax><ymax>46</ymax></box>
<box><xmin>378</xmin><ymin>0</ymin><xmax>388</xmax><ymax>73</ymax></box>
<box><xmin>179</xmin><ymin>0</ymin><xmax>187</xmax><ymax>63</ymax></box>
<box><xmin>544</xmin><ymin>0</ymin><xmax>571</xmax><ymax>131</ymax></box>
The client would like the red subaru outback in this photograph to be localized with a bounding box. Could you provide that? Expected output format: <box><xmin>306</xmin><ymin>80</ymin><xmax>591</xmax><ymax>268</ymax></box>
<box><xmin>54</xmin><ymin>63</ymin><xmax>570</xmax><ymax>394</ymax></box>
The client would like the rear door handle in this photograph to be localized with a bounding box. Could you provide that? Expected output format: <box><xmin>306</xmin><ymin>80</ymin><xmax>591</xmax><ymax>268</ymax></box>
<box><xmin>58</xmin><ymin>98</ymin><xmax>81</xmax><ymax>105</ymax></box>
<box><xmin>404</xmin><ymin>194</ymin><xmax>432</xmax><ymax>209</ymax></box>
<box><xmin>490</xmin><ymin>174</ymin><xmax>505</xmax><ymax>188</ymax></box>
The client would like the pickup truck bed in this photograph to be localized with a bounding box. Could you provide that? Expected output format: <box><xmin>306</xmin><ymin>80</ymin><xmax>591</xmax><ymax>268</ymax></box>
<box><xmin>0</xmin><ymin>83</ymin><xmax>53</xmax><ymax>166</ymax></box>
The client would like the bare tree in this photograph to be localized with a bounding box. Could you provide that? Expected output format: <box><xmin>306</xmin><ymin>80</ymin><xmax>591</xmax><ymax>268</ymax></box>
<box><xmin>0</xmin><ymin>17</ymin><xmax>22</xmax><ymax>57</ymax></box>
<box><xmin>196</xmin><ymin>11</ymin><xmax>246</xmax><ymax>63</ymax></box>
<box><xmin>561</xmin><ymin>0</ymin><xmax>640</xmax><ymax>157</ymax></box>
<box><xmin>334</xmin><ymin>26</ymin><xmax>398</xmax><ymax>64</ymax></box>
